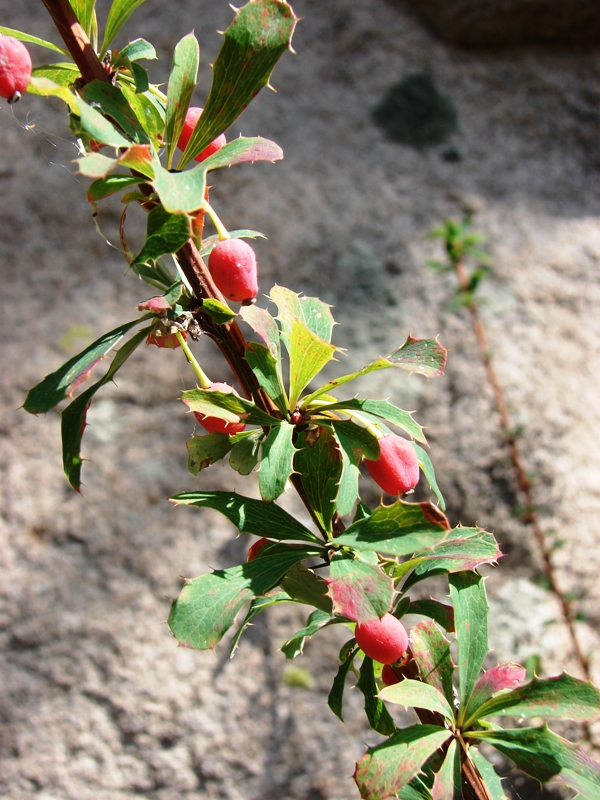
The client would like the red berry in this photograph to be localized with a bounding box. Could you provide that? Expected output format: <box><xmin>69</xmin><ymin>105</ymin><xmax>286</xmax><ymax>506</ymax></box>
<box><xmin>177</xmin><ymin>106</ymin><xmax>226</xmax><ymax>163</ymax></box>
<box><xmin>381</xmin><ymin>664</ymin><xmax>400</xmax><ymax>686</ymax></box>
<box><xmin>193</xmin><ymin>382</ymin><xmax>246</xmax><ymax>435</ymax></box>
<box><xmin>146</xmin><ymin>329</ymin><xmax>186</xmax><ymax>349</ymax></box>
<box><xmin>208</xmin><ymin>239</ymin><xmax>258</xmax><ymax>303</ymax></box>
<box><xmin>355</xmin><ymin>613</ymin><xmax>408</xmax><ymax>665</ymax></box>
<box><xmin>0</xmin><ymin>36</ymin><xmax>32</xmax><ymax>102</ymax></box>
<box><xmin>247</xmin><ymin>537</ymin><xmax>269</xmax><ymax>562</ymax></box>
<box><xmin>364</xmin><ymin>434</ymin><xmax>420</xmax><ymax>496</ymax></box>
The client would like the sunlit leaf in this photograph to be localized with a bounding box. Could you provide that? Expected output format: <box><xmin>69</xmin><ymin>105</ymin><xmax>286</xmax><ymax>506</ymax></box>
<box><xmin>100</xmin><ymin>0</ymin><xmax>149</xmax><ymax>57</ymax></box>
<box><xmin>379</xmin><ymin>680</ymin><xmax>454</xmax><ymax>722</ymax></box>
<box><xmin>327</xmin><ymin>553</ymin><xmax>393</xmax><ymax>623</ymax></box>
<box><xmin>164</xmin><ymin>32</ymin><xmax>199</xmax><ymax>169</ymax></box>
<box><xmin>294</xmin><ymin>427</ymin><xmax>342</xmax><ymax>533</ymax></box>
<box><xmin>259</xmin><ymin>421</ymin><xmax>296</xmax><ymax>500</ymax></box>
<box><xmin>450</xmin><ymin>572</ymin><xmax>488</xmax><ymax>713</ymax></box>
<box><xmin>0</xmin><ymin>26</ymin><xmax>69</xmax><ymax>56</ymax></box>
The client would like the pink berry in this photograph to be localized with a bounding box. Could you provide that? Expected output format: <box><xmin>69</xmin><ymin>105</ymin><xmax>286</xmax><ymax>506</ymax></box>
<box><xmin>146</xmin><ymin>329</ymin><xmax>186</xmax><ymax>349</ymax></box>
<box><xmin>355</xmin><ymin>613</ymin><xmax>409</xmax><ymax>665</ymax></box>
<box><xmin>193</xmin><ymin>382</ymin><xmax>247</xmax><ymax>435</ymax></box>
<box><xmin>208</xmin><ymin>239</ymin><xmax>258</xmax><ymax>303</ymax></box>
<box><xmin>177</xmin><ymin>106</ymin><xmax>226</xmax><ymax>162</ymax></box>
<box><xmin>0</xmin><ymin>36</ymin><xmax>32</xmax><ymax>102</ymax></box>
<box><xmin>364</xmin><ymin>434</ymin><xmax>420</xmax><ymax>496</ymax></box>
<box><xmin>247</xmin><ymin>537</ymin><xmax>269</xmax><ymax>562</ymax></box>
<box><xmin>381</xmin><ymin>664</ymin><xmax>400</xmax><ymax>686</ymax></box>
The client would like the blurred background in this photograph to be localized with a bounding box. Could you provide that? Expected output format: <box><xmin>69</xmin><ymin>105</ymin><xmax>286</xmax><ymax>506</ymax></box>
<box><xmin>1</xmin><ymin>1</ymin><xmax>600</xmax><ymax>798</ymax></box>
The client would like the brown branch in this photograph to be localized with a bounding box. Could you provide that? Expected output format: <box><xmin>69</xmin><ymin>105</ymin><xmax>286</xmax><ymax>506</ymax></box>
<box><xmin>454</xmin><ymin>259</ymin><xmax>592</xmax><ymax>689</ymax></box>
<box><xmin>40</xmin><ymin>0</ymin><xmax>108</xmax><ymax>84</ymax></box>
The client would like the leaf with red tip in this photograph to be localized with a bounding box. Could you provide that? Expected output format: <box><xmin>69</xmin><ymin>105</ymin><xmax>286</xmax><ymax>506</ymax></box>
<box><xmin>201</xmin><ymin>136</ymin><xmax>284</xmax><ymax>170</ymax></box>
<box><xmin>117</xmin><ymin>144</ymin><xmax>155</xmax><ymax>178</ymax></box>
<box><xmin>354</xmin><ymin>725</ymin><xmax>452</xmax><ymax>800</ymax></box>
<box><xmin>137</xmin><ymin>295</ymin><xmax>172</xmax><ymax>312</ymax></box>
<box><xmin>465</xmin><ymin>663</ymin><xmax>527</xmax><ymax>721</ymax></box>
<box><xmin>178</xmin><ymin>0</ymin><xmax>298</xmax><ymax>167</ymax></box>
<box><xmin>411</xmin><ymin>620</ymin><xmax>455</xmax><ymax>706</ymax></box>
<box><xmin>327</xmin><ymin>553</ymin><xmax>393</xmax><ymax>623</ymax></box>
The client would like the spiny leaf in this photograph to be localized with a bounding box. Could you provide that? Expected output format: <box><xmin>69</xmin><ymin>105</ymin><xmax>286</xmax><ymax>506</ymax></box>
<box><xmin>281</xmin><ymin>609</ymin><xmax>335</xmax><ymax>659</ymax></box>
<box><xmin>87</xmin><ymin>174</ymin><xmax>144</xmax><ymax>201</ymax></box>
<box><xmin>280</xmin><ymin>563</ymin><xmax>332</xmax><ymax>613</ymax></box>
<box><xmin>186</xmin><ymin>431</ymin><xmax>243</xmax><ymax>475</ymax></box>
<box><xmin>119</xmin><ymin>38</ymin><xmax>156</xmax><ymax>61</ymax></box>
<box><xmin>450</xmin><ymin>572</ymin><xmax>488</xmax><ymax>715</ymax></box>
<box><xmin>131</xmin><ymin>207</ymin><xmax>191</xmax><ymax>271</ymax></box>
<box><xmin>410</xmin><ymin>620</ymin><xmax>455</xmax><ymax>707</ymax></box>
<box><xmin>294</xmin><ymin>427</ymin><xmax>342</xmax><ymax>533</ymax></box>
<box><xmin>199</xmin><ymin>136</ymin><xmax>284</xmax><ymax>171</ymax></box>
<box><xmin>152</xmin><ymin>161</ymin><xmax>207</xmax><ymax>214</ymax></box>
<box><xmin>182</xmin><ymin>386</ymin><xmax>281</xmax><ymax>427</ymax></box>
<box><xmin>229</xmin><ymin>592</ymin><xmax>291</xmax><ymax>657</ymax></box>
<box><xmin>357</xmin><ymin>656</ymin><xmax>396</xmax><ymax>736</ymax></box>
<box><xmin>100</xmin><ymin>0</ymin><xmax>149</xmax><ymax>57</ymax></box>
<box><xmin>328</xmin><ymin>644</ymin><xmax>358</xmax><ymax>722</ymax></box>
<box><xmin>464</xmin><ymin>664</ymin><xmax>527</xmax><ymax>723</ymax></box>
<box><xmin>412</xmin><ymin>442</ymin><xmax>445</xmax><ymax>510</ymax></box>
<box><xmin>164</xmin><ymin>32</ymin><xmax>199</xmax><ymax>169</ymax></box>
<box><xmin>469</xmin><ymin>749</ymin><xmax>508</xmax><ymax>800</ymax></box>
<box><xmin>229</xmin><ymin>431</ymin><xmax>262</xmax><ymax>476</ymax></box>
<box><xmin>327</xmin><ymin>553</ymin><xmax>393</xmax><ymax>623</ymax></box>
<box><xmin>244</xmin><ymin>342</ymin><xmax>288</xmax><ymax>413</ymax></box>
<box><xmin>270</xmin><ymin>284</ymin><xmax>336</xmax><ymax>347</ymax></box>
<box><xmin>170</xmin><ymin>490</ymin><xmax>321</xmax><ymax>543</ymax></box>
<box><xmin>309</xmin><ymin>398</ymin><xmax>426</xmax><ymax>443</ymax></box>
<box><xmin>259</xmin><ymin>421</ymin><xmax>296</xmax><ymax>500</ymax></box>
<box><xmin>288</xmin><ymin>321</ymin><xmax>338</xmax><ymax>409</ymax></box>
<box><xmin>431</xmin><ymin>739</ymin><xmax>459</xmax><ymax>800</ymax></box>
<box><xmin>408</xmin><ymin>599</ymin><xmax>454</xmax><ymax>633</ymax></box>
<box><xmin>201</xmin><ymin>298</ymin><xmax>237</xmax><ymax>325</ymax></box>
<box><xmin>30</xmin><ymin>63</ymin><xmax>80</xmax><ymax>88</ymax></box>
<box><xmin>79</xmin><ymin>80</ymin><xmax>150</xmax><ymax>144</ymax></box>
<box><xmin>379</xmin><ymin>679</ymin><xmax>454</xmax><ymax>722</ymax></box>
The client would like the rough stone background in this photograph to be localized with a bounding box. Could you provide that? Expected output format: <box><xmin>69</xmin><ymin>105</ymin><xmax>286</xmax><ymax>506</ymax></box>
<box><xmin>1</xmin><ymin>1</ymin><xmax>600</xmax><ymax>798</ymax></box>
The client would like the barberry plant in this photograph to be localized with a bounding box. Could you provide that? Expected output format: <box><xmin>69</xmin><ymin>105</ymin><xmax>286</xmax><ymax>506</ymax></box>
<box><xmin>5</xmin><ymin>1</ymin><xmax>600</xmax><ymax>798</ymax></box>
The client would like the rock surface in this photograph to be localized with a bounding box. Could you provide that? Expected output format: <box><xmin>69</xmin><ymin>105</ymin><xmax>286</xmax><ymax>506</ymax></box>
<box><xmin>1</xmin><ymin>1</ymin><xmax>600</xmax><ymax>798</ymax></box>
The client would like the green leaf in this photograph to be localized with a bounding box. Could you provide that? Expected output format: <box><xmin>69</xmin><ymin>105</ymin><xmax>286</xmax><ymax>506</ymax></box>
<box><xmin>259</xmin><ymin>421</ymin><xmax>296</xmax><ymax>500</ymax></box>
<box><xmin>0</xmin><ymin>26</ymin><xmax>69</xmax><ymax>56</ymax></box>
<box><xmin>410</xmin><ymin>620</ymin><xmax>455</xmax><ymax>706</ymax></box>
<box><xmin>244</xmin><ymin>342</ymin><xmax>288</xmax><ymax>413</ymax></box>
<box><xmin>469</xmin><ymin>749</ymin><xmax>508</xmax><ymax>800</ymax></box>
<box><xmin>68</xmin><ymin>0</ymin><xmax>96</xmax><ymax>37</ymax></box>
<box><xmin>164</xmin><ymin>32</ymin><xmax>200</xmax><ymax>169</ymax></box>
<box><xmin>168</xmin><ymin>548</ymin><xmax>314</xmax><ymax>650</ymax></box>
<box><xmin>450</xmin><ymin>572</ymin><xmax>488</xmax><ymax>714</ymax></box>
<box><xmin>119</xmin><ymin>84</ymin><xmax>164</xmax><ymax>148</ymax></box>
<box><xmin>186</xmin><ymin>432</ymin><xmax>237</xmax><ymax>475</ymax></box>
<box><xmin>431</xmin><ymin>739</ymin><xmax>459</xmax><ymax>800</ymax></box>
<box><xmin>331</xmin><ymin>420</ymin><xmax>380</xmax><ymax>460</ymax></box>
<box><xmin>24</xmin><ymin>317</ymin><xmax>146</xmax><ymax>414</ymax></box>
<box><xmin>87</xmin><ymin>174</ymin><xmax>144</xmax><ymax>201</ymax></box>
<box><xmin>379</xmin><ymin>679</ymin><xmax>454</xmax><ymax>721</ymax></box>
<box><xmin>119</xmin><ymin>38</ymin><xmax>156</xmax><ymax>61</ymax></box>
<box><xmin>470</xmin><ymin>674</ymin><xmax>600</xmax><ymax>726</ymax></box>
<box><xmin>152</xmin><ymin>162</ymin><xmax>207</xmax><ymax>214</ymax></box>
<box><xmin>60</xmin><ymin>327</ymin><xmax>150</xmax><ymax>489</ymax></box>
<box><xmin>200</xmin><ymin>136</ymin><xmax>284</xmax><ymax>171</ymax></box>
<box><xmin>270</xmin><ymin>285</ymin><xmax>335</xmax><ymax>347</ymax></box>
<box><xmin>473</xmin><ymin>726</ymin><xmax>600</xmax><ymax>799</ymax></box>
<box><xmin>229</xmin><ymin>431</ymin><xmax>262</xmax><ymax>475</ymax></box>
<box><xmin>100</xmin><ymin>0</ymin><xmax>149</xmax><ymax>57</ymax></box>
<box><xmin>334</xmin><ymin>500</ymin><xmax>450</xmax><ymax>557</ymax></box>
<box><xmin>294</xmin><ymin>427</ymin><xmax>342</xmax><ymax>533</ymax></box>
<box><xmin>178</xmin><ymin>0</ymin><xmax>298</xmax><ymax>168</ymax></box>
<box><xmin>412</xmin><ymin>442</ymin><xmax>445</xmax><ymax>511</ymax></box>
<box><xmin>288</xmin><ymin>321</ymin><xmax>337</xmax><ymax>409</ymax></box>
<box><xmin>31</xmin><ymin>63</ymin><xmax>80</xmax><ymax>88</ymax></box>
<box><xmin>281</xmin><ymin>609</ymin><xmax>334</xmax><ymax>659</ymax></box>
<box><xmin>201</xmin><ymin>298</ymin><xmax>237</xmax><ymax>325</ymax></box>
<box><xmin>354</xmin><ymin>726</ymin><xmax>452</xmax><ymax>800</ymax></box>
<box><xmin>328</xmin><ymin>644</ymin><xmax>358</xmax><ymax>722</ymax></box>
<box><xmin>357</xmin><ymin>657</ymin><xmax>396</xmax><ymax>736</ymax></box>
<box><xmin>412</xmin><ymin>527</ymin><xmax>501</xmax><ymax>576</ymax></box>
<box><xmin>465</xmin><ymin>664</ymin><xmax>527</xmax><ymax>722</ymax></box>
<box><xmin>311</xmin><ymin>398</ymin><xmax>426</xmax><ymax>444</ymax></box>
<box><xmin>239</xmin><ymin>304</ymin><xmax>281</xmax><ymax>357</ymax></box>
<box><xmin>199</xmin><ymin>229</ymin><xmax>267</xmax><ymax>259</ymax></box>
<box><xmin>331</xmin><ymin>425</ymin><xmax>361</xmax><ymax>517</ymax></box>
<box><xmin>229</xmin><ymin>591</ymin><xmax>291</xmax><ymax>656</ymax></box>
<box><xmin>327</xmin><ymin>553</ymin><xmax>393</xmax><ymax>623</ymax></box>
<box><xmin>76</xmin><ymin>152</ymin><xmax>118</xmax><ymax>179</ymax></box>
<box><xmin>79</xmin><ymin>81</ymin><xmax>149</xmax><ymax>144</ymax></box>
<box><xmin>280</xmin><ymin>563</ymin><xmax>332</xmax><ymax>613</ymax></box>
<box><xmin>408</xmin><ymin>600</ymin><xmax>454</xmax><ymax>633</ymax></box>
<box><xmin>131</xmin><ymin>207</ymin><xmax>192</xmax><ymax>270</ymax></box>
<box><xmin>169</xmin><ymin>490</ymin><xmax>321</xmax><ymax>543</ymax></box>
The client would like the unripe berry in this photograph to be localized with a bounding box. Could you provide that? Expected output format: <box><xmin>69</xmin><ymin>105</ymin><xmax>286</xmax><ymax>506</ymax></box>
<box><xmin>177</xmin><ymin>106</ymin><xmax>226</xmax><ymax>162</ymax></box>
<box><xmin>0</xmin><ymin>36</ymin><xmax>32</xmax><ymax>102</ymax></box>
<box><xmin>247</xmin><ymin>537</ymin><xmax>269</xmax><ymax>562</ymax></box>
<box><xmin>381</xmin><ymin>664</ymin><xmax>400</xmax><ymax>686</ymax></box>
<box><xmin>146</xmin><ymin>329</ymin><xmax>186</xmax><ymax>349</ymax></box>
<box><xmin>355</xmin><ymin>613</ymin><xmax>408</xmax><ymax>665</ymax></box>
<box><xmin>193</xmin><ymin>382</ymin><xmax>247</xmax><ymax>435</ymax></box>
<box><xmin>364</xmin><ymin>434</ymin><xmax>420</xmax><ymax>496</ymax></box>
<box><xmin>208</xmin><ymin>239</ymin><xmax>258</xmax><ymax>303</ymax></box>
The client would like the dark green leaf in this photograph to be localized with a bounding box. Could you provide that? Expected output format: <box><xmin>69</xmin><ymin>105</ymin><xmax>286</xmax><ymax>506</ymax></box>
<box><xmin>100</xmin><ymin>0</ymin><xmax>149</xmax><ymax>57</ymax></box>
<box><xmin>178</xmin><ymin>0</ymin><xmax>298</xmax><ymax>167</ymax></box>
<box><xmin>334</xmin><ymin>500</ymin><xmax>450</xmax><ymax>557</ymax></box>
<box><xmin>357</xmin><ymin>656</ymin><xmax>396</xmax><ymax>736</ymax></box>
<box><xmin>294</xmin><ymin>427</ymin><xmax>342</xmax><ymax>533</ymax></box>
<box><xmin>280</xmin><ymin>563</ymin><xmax>332</xmax><ymax>613</ymax></box>
<box><xmin>331</xmin><ymin>424</ymin><xmax>361</xmax><ymax>517</ymax></box>
<box><xmin>164</xmin><ymin>32</ymin><xmax>199</xmax><ymax>169</ymax></box>
<box><xmin>0</xmin><ymin>26</ymin><xmax>69</xmax><ymax>56</ymax></box>
<box><xmin>72</xmin><ymin>94</ymin><xmax>133</xmax><ymax>147</ymax></box>
<box><xmin>379</xmin><ymin>679</ymin><xmax>454</xmax><ymax>721</ymax></box>
<box><xmin>79</xmin><ymin>81</ymin><xmax>150</xmax><ymax>144</ymax></box>
<box><xmin>411</xmin><ymin>620</ymin><xmax>455</xmax><ymax>706</ymax></box>
<box><xmin>354</xmin><ymin>725</ymin><xmax>452</xmax><ymax>800</ymax></box>
<box><xmin>328</xmin><ymin>644</ymin><xmax>358</xmax><ymax>722</ymax></box>
<box><xmin>330</xmin><ymin>420</ymin><xmax>380</xmax><ymax>460</ymax></box>
<box><xmin>119</xmin><ymin>84</ymin><xmax>164</xmax><ymax>148</ymax></box>
<box><xmin>259</xmin><ymin>421</ymin><xmax>296</xmax><ymax>500</ymax></box>
<box><xmin>412</xmin><ymin>442</ymin><xmax>445</xmax><ymax>510</ymax></box>
<box><xmin>87</xmin><ymin>174</ymin><xmax>144</xmax><ymax>201</ymax></box>
<box><xmin>311</xmin><ymin>398</ymin><xmax>426</xmax><ymax>443</ymax></box>
<box><xmin>472</xmin><ymin>726</ymin><xmax>600</xmax><ymax>799</ymax></box>
<box><xmin>131</xmin><ymin>207</ymin><xmax>192</xmax><ymax>271</ymax></box>
<box><xmin>201</xmin><ymin>298</ymin><xmax>237</xmax><ymax>325</ymax></box>
<box><xmin>245</xmin><ymin>342</ymin><xmax>288</xmax><ymax>413</ymax></box>
<box><xmin>168</xmin><ymin>549</ymin><xmax>314</xmax><ymax>650</ymax></box>
<box><xmin>450</xmin><ymin>572</ymin><xmax>488</xmax><ymax>713</ymax></box>
<box><xmin>186</xmin><ymin>432</ymin><xmax>236</xmax><ymax>475</ymax></box>
<box><xmin>229</xmin><ymin>431</ymin><xmax>262</xmax><ymax>475</ymax></box>
<box><xmin>169</xmin><ymin>490</ymin><xmax>321</xmax><ymax>543</ymax></box>
<box><xmin>229</xmin><ymin>591</ymin><xmax>291</xmax><ymax>656</ymax></box>
<box><xmin>270</xmin><ymin>285</ymin><xmax>335</xmax><ymax>347</ymax></box>
<box><xmin>281</xmin><ymin>609</ymin><xmax>334</xmax><ymax>659</ymax></box>
<box><xmin>24</xmin><ymin>317</ymin><xmax>146</xmax><ymax>414</ymax></box>
<box><xmin>327</xmin><ymin>553</ymin><xmax>393</xmax><ymax>623</ymax></box>
<box><xmin>409</xmin><ymin>600</ymin><xmax>455</xmax><ymax>633</ymax></box>
<box><xmin>61</xmin><ymin>327</ymin><xmax>150</xmax><ymax>489</ymax></box>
